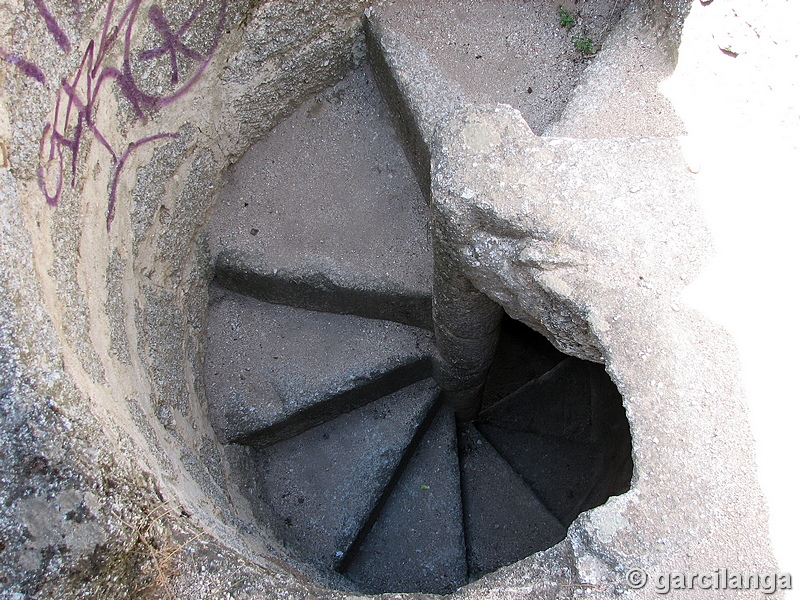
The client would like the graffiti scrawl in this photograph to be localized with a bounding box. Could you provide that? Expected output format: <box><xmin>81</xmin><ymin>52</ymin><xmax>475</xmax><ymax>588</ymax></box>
<box><xmin>2</xmin><ymin>0</ymin><xmax>226</xmax><ymax>229</ymax></box>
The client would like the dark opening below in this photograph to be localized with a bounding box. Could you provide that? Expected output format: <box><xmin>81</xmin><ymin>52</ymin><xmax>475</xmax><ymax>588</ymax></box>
<box><xmin>221</xmin><ymin>312</ymin><xmax>633</xmax><ymax>595</ymax></box>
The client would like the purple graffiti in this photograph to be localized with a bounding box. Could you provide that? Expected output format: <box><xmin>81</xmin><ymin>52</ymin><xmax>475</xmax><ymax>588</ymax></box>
<box><xmin>32</xmin><ymin>0</ymin><xmax>72</xmax><ymax>53</ymax></box>
<box><xmin>37</xmin><ymin>124</ymin><xmax>63</xmax><ymax>205</ymax></box>
<box><xmin>140</xmin><ymin>3</ymin><xmax>205</xmax><ymax>83</ymax></box>
<box><xmin>34</xmin><ymin>0</ymin><xmax>227</xmax><ymax>228</ymax></box>
<box><xmin>0</xmin><ymin>49</ymin><xmax>47</xmax><ymax>83</ymax></box>
<box><xmin>106</xmin><ymin>132</ymin><xmax>178</xmax><ymax>229</ymax></box>
<box><xmin>119</xmin><ymin>0</ymin><xmax>226</xmax><ymax>118</ymax></box>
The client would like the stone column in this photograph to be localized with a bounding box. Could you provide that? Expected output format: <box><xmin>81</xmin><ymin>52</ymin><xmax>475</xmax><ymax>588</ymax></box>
<box><xmin>431</xmin><ymin>214</ymin><xmax>503</xmax><ymax>420</ymax></box>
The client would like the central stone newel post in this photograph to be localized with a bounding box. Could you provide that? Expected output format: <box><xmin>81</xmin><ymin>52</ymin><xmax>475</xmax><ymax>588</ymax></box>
<box><xmin>431</xmin><ymin>230</ymin><xmax>503</xmax><ymax>420</ymax></box>
<box><xmin>429</xmin><ymin>114</ymin><xmax>509</xmax><ymax>420</ymax></box>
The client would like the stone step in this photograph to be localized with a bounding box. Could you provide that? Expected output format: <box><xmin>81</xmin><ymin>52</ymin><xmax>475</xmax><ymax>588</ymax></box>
<box><xmin>343</xmin><ymin>406</ymin><xmax>467</xmax><ymax>595</ymax></box>
<box><xmin>254</xmin><ymin>378</ymin><xmax>440</xmax><ymax>573</ymax></box>
<box><xmin>458</xmin><ymin>423</ymin><xmax>566</xmax><ymax>580</ymax></box>
<box><xmin>205</xmin><ymin>285</ymin><xmax>433</xmax><ymax>445</ymax></box>
<box><xmin>208</xmin><ymin>65</ymin><xmax>433</xmax><ymax>330</ymax></box>
<box><xmin>478</xmin><ymin>358</ymin><xmax>596</xmax><ymax>443</ymax></box>
<box><xmin>364</xmin><ymin>0</ymin><xmax>627</xmax><ymax>191</ymax></box>
<box><xmin>544</xmin><ymin>2</ymin><xmax>685</xmax><ymax>139</ymax></box>
<box><xmin>476</xmin><ymin>423</ymin><xmax>602</xmax><ymax>526</ymax></box>
<box><xmin>480</xmin><ymin>314</ymin><xmax>567</xmax><ymax>413</ymax></box>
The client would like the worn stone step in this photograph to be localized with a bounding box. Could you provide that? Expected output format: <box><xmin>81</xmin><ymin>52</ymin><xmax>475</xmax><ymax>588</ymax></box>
<box><xmin>544</xmin><ymin>2</ymin><xmax>685</xmax><ymax>139</ymax></box>
<box><xmin>253</xmin><ymin>378</ymin><xmax>439</xmax><ymax>573</ymax></box>
<box><xmin>478</xmin><ymin>358</ymin><xmax>596</xmax><ymax>443</ymax></box>
<box><xmin>205</xmin><ymin>285</ymin><xmax>433</xmax><ymax>445</ymax></box>
<box><xmin>365</xmin><ymin>0</ymin><xmax>627</xmax><ymax>191</ymax></box>
<box><xmin>476</xmin><ymin>423</ymin><xmax>602</xmax><ymax>526</ymax></box>
<box><xmin>344</xmin><ymin>406</ymin><xmax>467</xmax><ymax>595</ymax></box>
<box><xmin>458</xmin><ymin>423</ymin><xmax>566</xmax><ymax>581</ymax></box>
<box><xmin>480</xmin><ymin>314</ymin><xmax>567</xmax><ymax>413</ymax></box>
<box><xmin>208</xmin><ymin>65</ymin><xmax>433</xmax><ymax>330</ymax></box>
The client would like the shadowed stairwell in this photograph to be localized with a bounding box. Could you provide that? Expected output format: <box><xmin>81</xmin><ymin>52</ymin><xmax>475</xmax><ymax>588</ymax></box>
<box><xmin>204</xmin><ymin>63</ymin><xmax>633</xmax><ymax>595</ymax></box>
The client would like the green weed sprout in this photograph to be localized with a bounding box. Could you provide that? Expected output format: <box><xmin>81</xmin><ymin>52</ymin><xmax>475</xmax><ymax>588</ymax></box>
<box><xmin>572</xmin><ymin>35</ymin><xmax>596</xmax><ymax>56</ymax></box>
<box><xmin>559</xmin><ymin>6</ymin><xmax>576</xmax><ymax>30</ymax></box>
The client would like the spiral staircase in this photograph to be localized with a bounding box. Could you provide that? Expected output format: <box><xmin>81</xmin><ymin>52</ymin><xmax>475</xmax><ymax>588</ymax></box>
<box><xmin>204</xmin><ymin>63</ymin><xmax>632</xmax><ymax>595</ymax></box>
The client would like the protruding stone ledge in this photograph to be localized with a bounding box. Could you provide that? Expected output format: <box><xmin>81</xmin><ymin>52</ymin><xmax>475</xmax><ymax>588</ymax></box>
<box><xmin>427</xmin><ymin>102</ymin><xmax>777</xmax><ymax>595</ymax></box>
<box><xmin>430</xmin><ymin>104</ymin><xmax>709</xmax><ymax>362</ymax></box>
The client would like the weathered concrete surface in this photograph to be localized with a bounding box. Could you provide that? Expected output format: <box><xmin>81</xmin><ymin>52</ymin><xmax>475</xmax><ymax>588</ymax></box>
<box><xmin>345</xmin><ymin>407</ymin><xmax>466</xmax><ymax>595</ymax></box>
<box><xmin>428</xmin><ymin>103</ymin><xmax>779</xmax><ymax>597</ymax></box>
<box><xmin>369</xmin><ymin>0</ymin><xmax>627</xmax><ymax>136</ymax></box>
<box><xmin>0</xmin><ymin>167</ymin><xmax>173</xmax><ymax>599</ymax></box>
<box><xmin>0</xmin><ymin>0</ymin><xmax>376</xmax><ymax>596</ymax></box>
<box><xmin>432</xmin><ymin>108</ymin><xmax>708</xmax><ymax>361</ymax></box>
<box><xmin>545</xmin><ymin>2</ymin><xmax>686</xmax><ymax>139</ymax></box>
<box><xmin>205</xmin><ymin>284</ymin><xmax>433</xmax><ymax>445</ymax></box>
<box><xmin>210</xmin><ymin>65</ymin><xmax>433</xmax><ymax>330</ymax></box>
<box><xmin>364</xmin><ymin>0</ymin><xmax>628</xmax><ymax>197</ymax></box>
<box><xmin>1</xmin><ymin>0</ymin><xmax>788</xmax><ymax>595</ymax></box>
<box><xmin>367</xmin><ymin>0</ymin><xmax>640</xmax><ymax>406</ymax></box>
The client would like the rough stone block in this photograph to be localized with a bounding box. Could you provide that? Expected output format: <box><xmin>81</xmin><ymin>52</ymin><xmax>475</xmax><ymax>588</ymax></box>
<box><xmin>205</xmin><ymin>285</ymin><xmax>433</xmax><ymax>445</ymax></box>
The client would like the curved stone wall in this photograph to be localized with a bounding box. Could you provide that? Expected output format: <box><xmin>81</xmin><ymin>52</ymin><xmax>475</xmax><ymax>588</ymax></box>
<box><xmin>1</xmin><ymin>1</ymin><xmax>367</xmax><ymax>596</ymax></box>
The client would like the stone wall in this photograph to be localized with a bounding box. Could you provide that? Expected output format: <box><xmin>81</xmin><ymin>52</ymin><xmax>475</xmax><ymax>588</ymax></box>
<box><xmin>0</xmin><ymin>0</ymin><xmax>367</xmax><ymax>596</ymax></box>
<box><xmin>427</xmin><ymin>101</ymin><xmax>777</xmax><ymax>600</ymax></box>
<box><xmin>637</xmin><ymin>0</ymin><xmax>691</xmax><ymax>63</ymax></box>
